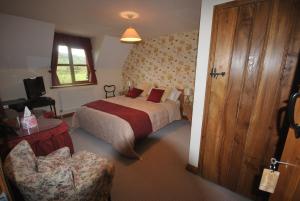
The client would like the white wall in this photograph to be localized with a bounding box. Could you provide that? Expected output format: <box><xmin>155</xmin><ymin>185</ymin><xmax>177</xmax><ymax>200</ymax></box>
<box><xmin>0</xmin><ymin>13</ymin><xmax>55</xmax><ymax>99</ymax></box>
<box><xmin>188</xmin><ymin>0</ymin><xmax>231</xmax><ymax>167</ymax></box>
<box><xmin>0</xmin><ymin>13</ymin><xmax>55</xmax><ymax>70</ymax></box>
<box><xmin>92</xmin><ymin>35</ymin><xmax>132</xmax><ymax>94</ymax></box>
<box><xmin>0</xmin><ymin>13</ymin><xmax>132</xmax><ymax>114</ymax></box>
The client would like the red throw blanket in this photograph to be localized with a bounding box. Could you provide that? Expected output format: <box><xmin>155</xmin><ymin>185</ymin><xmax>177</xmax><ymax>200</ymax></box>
<box><xmin>84</xmin><ymin>100</ymin><xmax>153</xmax><ymax>139</ymax></box>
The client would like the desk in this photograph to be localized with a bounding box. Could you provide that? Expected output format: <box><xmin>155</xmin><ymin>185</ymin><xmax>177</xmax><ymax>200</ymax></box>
<box><xmin>2</xmin><ymin>97</ymin><xmax>57</xmax><ymax>117</ymax></box>
<box><xmin>2</xmin><ymin>98</ymin><xmax>26</xmax><ymax>112</ymax></box>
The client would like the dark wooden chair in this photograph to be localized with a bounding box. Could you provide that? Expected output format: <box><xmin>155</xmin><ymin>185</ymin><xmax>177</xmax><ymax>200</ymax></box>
<box><xmin>104</xmin><ymin>85</ymin><xmax>116</xmax><ymax>98</ymax></box>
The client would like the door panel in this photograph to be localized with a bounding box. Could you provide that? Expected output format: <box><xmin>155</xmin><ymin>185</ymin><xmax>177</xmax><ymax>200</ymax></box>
<box><xmin>269</xmin><ymin>98</ymin><xmax>300</xmax><ymax>201</ymax></box>
<box><xmin>237</xmin><ymin>0</ymin><xmax>297</xmax><ymax>196</ymax></box>
<box><xmin>201</xmin><ymin>6</ymin><xmax>238</xmax><ymax>182</ymax></box>
<box><xmin>219</xmin><ymin>4</ymin><xmax>255</xmax><ymax>189</ymax></box>
<box><xmin>263</xmin><ymin>0</ymin><xmax>300</xmax><ymax>171</ymax></box>
<box><xmin>227</xmin><ymin>1</ymin><xmax>271</xmax><ymax>190</ymax></box>
<box><xmin>199</xmin><ymin>0</ymin><xmax>298</xmax><ymax>198</ymax></box>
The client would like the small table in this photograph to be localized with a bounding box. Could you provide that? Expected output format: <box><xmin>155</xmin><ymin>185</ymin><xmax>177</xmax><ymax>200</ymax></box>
<box><xmin>3</xmin><ymin>117</ymin><xmax>74</xmax><ymax>157</ymax></box>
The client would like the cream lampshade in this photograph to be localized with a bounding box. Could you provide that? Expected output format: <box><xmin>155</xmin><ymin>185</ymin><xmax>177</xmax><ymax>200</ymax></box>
<box><xmin>184</xmin><ymin>88</ymin><xmax>193</xmax><ymax>104</ymax></box>
<box><xmin>184</xmin><ymin>88</ymin><xmax>192</xmax><ymax>96</ymax></box>
<box><xmin>120</xmin><ymin>27</ymin><xmax>142</xmax><ymax>42</ymax></box>
<box><xmin>119</xmin><ymin>11</ymin><xmax>142</xmax><ymax>43</ymax></box>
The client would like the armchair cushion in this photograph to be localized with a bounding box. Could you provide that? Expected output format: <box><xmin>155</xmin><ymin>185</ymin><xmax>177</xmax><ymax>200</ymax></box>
<box><xmin>18</xmin><ymin>165</ymin><xmax>75</xmax><ymax>201</ymax></box>
<box><xmin>37</xmin><ymin>147</ymin><xmax>71</xmax><ymax>172</ymax></box>
<box><xmin>70</xmin><ymin>151</ymin><xmax>113</xmax><ymax>187</ymax></box>
<box><xmin>4</xmin><ymin>140</ymin><xmax>37</xmax><ymax>183</ymax></box>
<box><xmin>70</xmin><ymin>151</ymin><xmax>114</xmax><ymax>201</ymax></box>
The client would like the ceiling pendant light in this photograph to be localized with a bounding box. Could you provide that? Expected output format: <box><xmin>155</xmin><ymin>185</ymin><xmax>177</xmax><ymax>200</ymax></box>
<box><xmin>120</xmin><ymin>11</ymin><xmax>142</xmax><ymax>43</ymax></box>
<box><xmin>120</xmin><ymin>27</ymin><xmax>142</xmax><ymax>42</ymax></box>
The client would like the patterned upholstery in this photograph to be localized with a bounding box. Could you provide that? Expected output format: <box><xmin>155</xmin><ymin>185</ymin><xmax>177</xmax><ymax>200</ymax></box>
<box><xmin>4</xmin><ymin>140</ymin><xmax>114</xmax><ymax>201</ymax></box>
<box><xmin>37</xmin><ymin>147</ymin><xmax>71</xmax><ymax>172</ymax></box>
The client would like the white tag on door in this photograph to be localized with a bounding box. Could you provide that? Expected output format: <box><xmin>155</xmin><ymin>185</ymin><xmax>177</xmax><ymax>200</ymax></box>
<box><xmin>259</xmin><ymin>168</ymin><xmax>280</xmax><ymax>193</ymax></box>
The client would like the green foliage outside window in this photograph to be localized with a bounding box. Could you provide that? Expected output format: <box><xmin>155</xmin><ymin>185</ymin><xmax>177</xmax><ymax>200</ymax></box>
<box><xmin>56</xmin><ymin>46</ymin><xmax>89</xmax><ymax>84</ymax></box>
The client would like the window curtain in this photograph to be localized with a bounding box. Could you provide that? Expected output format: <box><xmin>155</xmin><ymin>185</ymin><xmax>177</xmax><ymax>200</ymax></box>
<box><xmin>50</xmin><ymin>33</ymin><xmax>97</xmax><ymax>86</ymax></box>
<box><xmin>50</xmin><ymin>34</ymin><xmax>60</xmax><ymax>86</ymax></box>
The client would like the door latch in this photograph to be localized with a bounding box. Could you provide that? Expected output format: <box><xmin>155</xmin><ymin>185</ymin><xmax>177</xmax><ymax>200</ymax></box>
<box><xmin>210</xmin><ymin>67</ymin><xmax>225</xmax><ymax>79</ymax></box>
<box><xmin>288</xmin><ymin>92</ymin><xmax>300</xmax><ymax>138</ymax></box>
<box><xmin>270</xmin><ymin>158</ymin><xmax>299</xmax><ymax>169</ymax></box>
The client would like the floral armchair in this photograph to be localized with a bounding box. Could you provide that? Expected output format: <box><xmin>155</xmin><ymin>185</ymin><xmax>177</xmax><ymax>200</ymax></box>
<box><xmin>4</xmin><ymin>140</ymin><xmax>114</xmax><ymax>201</ymax></box>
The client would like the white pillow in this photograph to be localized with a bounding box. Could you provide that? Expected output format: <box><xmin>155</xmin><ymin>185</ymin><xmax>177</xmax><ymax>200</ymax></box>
<box><xmin>160</xmin><ymin>87</ymin><xmax>172</xmax><ymax>102</ymax></box>
<box><xmin>168</xmin><ymin>88</ymin><xmax>181</xmax><ymax>101</ymax></box>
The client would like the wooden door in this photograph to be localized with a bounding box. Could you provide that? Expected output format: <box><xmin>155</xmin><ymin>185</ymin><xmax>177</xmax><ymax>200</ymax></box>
<box><xmin>199</xmin><ymin>0</ymin><xmax>299</xmax><ymax>198</ymax></box>
<box><xmin>269</xmin><ymin>95</ymin><xmax>300</xmax><ymax>201</ymax></box>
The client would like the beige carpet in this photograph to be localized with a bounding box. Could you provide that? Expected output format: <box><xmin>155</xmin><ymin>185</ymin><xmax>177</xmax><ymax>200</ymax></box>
<box><xmin>66</xmin><ymin>118</ymin><xmax>251</xmax><ymax>201</ymax></box>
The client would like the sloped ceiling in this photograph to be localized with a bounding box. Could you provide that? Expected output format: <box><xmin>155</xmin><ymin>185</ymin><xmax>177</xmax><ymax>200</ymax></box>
<box><xmin>0</xmin><ymin>0</ymin><xmax>201</xmax><ymax>38</ymax></box>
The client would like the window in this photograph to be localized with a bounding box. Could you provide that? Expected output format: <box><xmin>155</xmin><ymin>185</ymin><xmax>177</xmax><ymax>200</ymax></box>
<box><xmin>50</xmin><ymin>33</ymin><xmax>97</xmax><ymax>87</ymax></box>
<box><xmin>57</xmin><ymin>45</ymin><xmax>89</xmax><ymax>84</ymax></box>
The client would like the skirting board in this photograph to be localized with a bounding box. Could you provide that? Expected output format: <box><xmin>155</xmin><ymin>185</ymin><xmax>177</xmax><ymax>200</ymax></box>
<box><xmin>186</xmin><ymin>163</ymin><xmax>201</xmax><ymax>175</ymax></box>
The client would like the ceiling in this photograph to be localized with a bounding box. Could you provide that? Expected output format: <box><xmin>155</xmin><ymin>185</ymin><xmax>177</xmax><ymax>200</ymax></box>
<box><xmin>0</xmin><ymin>0</ymin><xmax>202</xmax><ymax>39</ymax></box>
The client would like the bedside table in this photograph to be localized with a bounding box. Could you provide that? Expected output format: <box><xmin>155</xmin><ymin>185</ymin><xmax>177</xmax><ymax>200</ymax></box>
<box><xmin>183</xmin><ymin>104</ymin><xmax>193</xmax><ymax>122</ymax></box>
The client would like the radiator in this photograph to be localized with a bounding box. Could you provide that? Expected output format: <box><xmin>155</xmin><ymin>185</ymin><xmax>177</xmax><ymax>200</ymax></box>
<box><xmin>57</xmin><ymin>88</ymin><xmax>97</xmax><ymax>114</ymax></box>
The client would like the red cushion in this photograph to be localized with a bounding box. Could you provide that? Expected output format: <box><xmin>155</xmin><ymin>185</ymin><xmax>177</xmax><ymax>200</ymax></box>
<box><xmin>126</xmin><ymin>87</ymin><xmax>144</xmax><ymax>98</ymax></box>
<box><xmin>147</xmin><ymin>88</ymin><xmax>165</xmax><ymax>103</ymax></box>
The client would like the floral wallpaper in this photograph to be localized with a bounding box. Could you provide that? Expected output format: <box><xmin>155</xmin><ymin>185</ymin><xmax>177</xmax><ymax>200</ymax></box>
<box><xmin>122</xmin><ymin>30</ymin><xmax>199</xmax><ymax>90</ymax></box>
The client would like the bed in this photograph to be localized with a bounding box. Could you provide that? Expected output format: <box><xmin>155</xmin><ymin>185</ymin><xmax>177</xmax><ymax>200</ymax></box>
<box><xmin>72</xmin><ymin>93</ymin><xmax>182</xmax><ymax>158</ymax></box>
